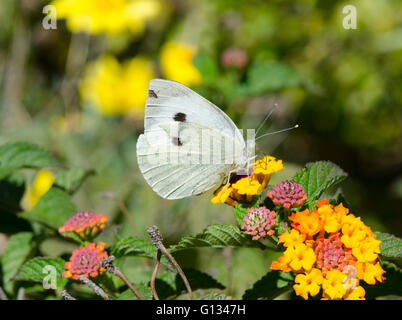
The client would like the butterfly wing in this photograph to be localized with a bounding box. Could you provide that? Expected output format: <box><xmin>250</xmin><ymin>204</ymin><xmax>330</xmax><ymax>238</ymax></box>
<box><xmin>137</xmin><ymin>79</ymin><xmax>246</xmax><ymax>200</ymax></box>
<box><xmin>144</xmin><ymin>79</ymin><xmax>244</xmax><ymax>144</ymax></box>
<box><xmin>137</xmin><ymin>132</ymin><xmax>232</xmax><ymax>199</ymax></box>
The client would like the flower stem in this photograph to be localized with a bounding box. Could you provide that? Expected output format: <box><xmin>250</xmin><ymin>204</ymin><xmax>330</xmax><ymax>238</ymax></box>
<box><xmin>80</xmin><ymin>275</ymin><xmax>111</xmax><ymax>300</ymax></box>
<box><xmin>147</xmin><ymin>225</ymin><xmax>194</xmax><ymax>300</ymax></box>
<box><xmin>61</xmin><ymin>290</ymin><xmax>77</xmax><ymax>300</ymax></box>
<box><xmin>150</xmin><ymin>249</ymin><xmax>162</xmax><ymax>300</ymax></box>
<box><xmin>102</xmin><ymin>256</ymin><xmax>144</xmax><ymax>300</ymax></box>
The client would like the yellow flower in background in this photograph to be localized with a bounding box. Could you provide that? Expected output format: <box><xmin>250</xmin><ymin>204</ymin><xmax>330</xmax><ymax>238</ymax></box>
<box><xmin>22</xmin><ymin>169</ymin><xmax>55</xmax><ymax>211</ymax></box>
<box><xmin>160</xmin><ymin>42</ymin><xmax>202</xmax><ymax>87</ymax></box>
<box><xmin>80</xmin><ymin>55</ymin><xmax>155</xmax><ymax>117</ymax></box>
<box><xmin>51</xmin><ymin>0</ymin><xmax>161</xmax><ymax>35</ymax></box>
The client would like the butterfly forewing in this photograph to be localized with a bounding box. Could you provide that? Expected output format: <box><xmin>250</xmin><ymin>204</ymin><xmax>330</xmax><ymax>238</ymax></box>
<box><xmin>136</xmin><ymin>79</ymin><xmax>247</xmax><ymax>199</ymax></box>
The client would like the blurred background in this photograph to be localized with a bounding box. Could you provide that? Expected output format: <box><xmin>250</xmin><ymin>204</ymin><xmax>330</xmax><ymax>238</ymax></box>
<box><xmin>0</xmin><ymin>0</ymin><xmax>401</xmax><ymax>298</ymax></box>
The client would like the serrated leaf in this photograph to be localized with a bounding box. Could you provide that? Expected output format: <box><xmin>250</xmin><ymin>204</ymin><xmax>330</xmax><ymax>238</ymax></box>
<box><xmin>363</xmin><ymin>262</ymin><xmax>402</xmax><ymax>299</ymax></box>
<box><xmin>169</xmin><ymin>224</ymin><xmax>266</xmax><ymax>252</ymax></box>
<box><xmin>19</xmin><ymin>188</ymin><xmax>76</xmax><ymax>229</ymax></box>
<box><xmin>55</xmin><ymin>168</ymin><xmax>95</xmax><ymax>194</ymax></box>
<box><xmin>1</xmin><ymin>232</ymin><xmax>34</xmax><ymax>293</ymax></box>
<box><xmin>292</xmin><ymin>161</ymin><xmax>347</xmax><ymax>206</ymax></box>
<box><xmin>156</xmin><ymin>268</ymin><xmax>225</xmax><ymax>299</ymax></box>
<box><xmin>111</xmin><ymin>237</ymin><xmax>171</xmax><ymax>267</ymax></box>
<box><xmin>242</xmin><ymin>270</ymin><xmax>293</xmax><ymax>300</ymax></box>
<box><xmin>117</xmin><ymin>282</ymin><xmax>153</xmax><ymax>300</ymax></box>
<box><xmin>15</xmin><ymin>257</ymin><xmax>66</xmax><ymax>289</ymax></box>
<box><xmin>0</xmin><ymin>142</ymin><xmax>59</xmax><ymax>180</ymax></box>
<box><xmin>375</xmin><ymin>232</ymin><xmax>402</xmax><ymax>260</ymax></box>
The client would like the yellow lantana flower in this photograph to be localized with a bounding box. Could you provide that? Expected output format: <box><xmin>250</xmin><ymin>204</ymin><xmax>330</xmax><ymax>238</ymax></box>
<box><xmin>210</xmin><ymin>185</ymin><xmax>234</xmax><ymax>205</ymax></box>
<box><xmin>352</xmin><ymin>237</ymin><xmax>381</xmax><ymax>262</ymax></box>
<box><xmin>253</xmin><ymin>155</ymin><xmax>283</xmax><ymax>189</ymax></box>
<box><xmin>355</xmin><ymin>261</ymin><xmax>385</xmax><ymax>285</ymax></box>
<box><xmin>22</xmin><ymin>169</ymin><xmax>55</xmax><ymax>211</ymax></box>
<box><xmin>340</xmin><ymin>217</ymin><xmax>369</xmax><ymax>248</ymax></box>
<box><xmin>344</xmin><ymin>286</ymin><xmax>366</xmax><ymax>300</ymax></box>
<box><xmin>232</xmin><ymin>178</ymin><xmax>261</xmax><ymax>196</ymax></box>
<box><xmin>289</xmin><ymin>209</ymin><xmax>322</xmax><ymax>237</ymax></box>
<box><xmin>253</xmin><ymin>156</ymin><xmax>284</xmax><ymax>175</ymax></box>
<box><xmin>160</xmin><ymin>42</ymin><xmax>202</xmax><ymax>87</ymax></box>
<box><xmin>51</xmin><ymin>0</ymin><xmax>161</xmax><ymax>35</ymax></box>
<box><xmin>80</xmin><ymin>55</ymin><xmax>155</xmax><ymax>117</ymax></box>
<box><xmin>322</xmin><ymin>270</ymin><xmax>347</xmax><ymax>300</ymax></box>
<box><xmin>278</xmin><ymin>229</ymin><xmax>306</xmax><ymax>248</ymax></box>
<box><xmin>284</xmin><ymin>243</ymin><xmax>316</xmax><ymax>272</ymax></box>
<box><xmin>294</xmin><ymin>268</ymin><xmax>323</xmax><ymax>300</ymax></box>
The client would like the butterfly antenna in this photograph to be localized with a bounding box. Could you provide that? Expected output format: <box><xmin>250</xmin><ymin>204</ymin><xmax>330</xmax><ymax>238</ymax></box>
<box><xmin>255</xmin><ymin>103</ymin><xmax>278</xmax><ymax>137</ymax></box>
<box><xmin>256</xmin><ymin>124</ymin><xmax>299</xmax><ymax>141</ymax></box>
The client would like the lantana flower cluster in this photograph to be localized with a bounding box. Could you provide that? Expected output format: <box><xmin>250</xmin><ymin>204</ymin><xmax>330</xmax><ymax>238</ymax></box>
<box><xmin>211</xmin><ymin>156</ymin><xmax>283</xmax><ymax>206</ymax></box>
<box><xmin>267</xmin><ymin>180</ymin><xmax>307</xmax><ymax>211</ymax></box>
<box><xmin>271</xmin><ymin>199</ymin><xmax>385</xmax><ymax>300</ymax></box>
<box><xmin>59</xmin><ymin>211</ymin><xmax>108</xmax><ymax>239</ymax></box>
<box><xmin>241</xmin><ymin>207</ymin><xmax>276</xmax><ymax>240</ymax></box>
<box><xmin>61</xmin><ymin>212</ymin><xmax>110</xmax><ymax>282</ymax></box>
<box><xmin>64</xmin><ymin>242</ymin><xmax>108</xmax><ymax>281</ymax></box>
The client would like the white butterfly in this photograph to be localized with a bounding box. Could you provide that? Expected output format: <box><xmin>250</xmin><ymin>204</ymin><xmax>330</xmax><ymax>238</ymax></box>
<box><xmin>136</xmin><ymin>79</ymin><xmax>255</xmax><ymax>200</ymax></box>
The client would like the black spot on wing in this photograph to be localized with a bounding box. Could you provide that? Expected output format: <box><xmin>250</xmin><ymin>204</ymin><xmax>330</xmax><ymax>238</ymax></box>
<box><xmin>174</xmin><ymin>112</ymin><xmax>186</xmax><ymax>122</ymax></box>
<box><xmin>172</xmin><ymin>137</ymin><xmax>183</xmax><ymax>146</ymax></box>
<box><xmin>148</xmin><ymin>90</ymin><xmax>158</xmax><ymax>98</ymax></box>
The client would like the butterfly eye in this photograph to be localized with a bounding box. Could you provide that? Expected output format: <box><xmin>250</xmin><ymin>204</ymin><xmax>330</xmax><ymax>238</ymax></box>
<box><xmin>174</xmin><ymin>112</ymin><xmax>186</xmax><ymax>122</ymax></box>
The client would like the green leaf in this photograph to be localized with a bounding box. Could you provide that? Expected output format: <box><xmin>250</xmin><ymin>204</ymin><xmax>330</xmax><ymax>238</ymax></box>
<box><xmin>292</xmin><ymin>161</ymin><xmax>347</xmax><ymax>206</ymax></box>
<box><xmin>155</xmin><ymin>268</ymin><xmax>225</xmax><ymax>299</ymax></box>
<box><xmin>363</xmin><ymin>262</ymin><xmax>402</xmax><ymax>299</ymax></box>
<box><xmin>54</xmin><ymin>168</ymin><xmax>95</xmax><ymax>194</ymax></box>
<box><xmin>19</xmin><ymin>188</ymin><xmax>76</xmax><ymax>229</ymax></box>
<box><xmin>117</xmin><ymin>282</ymin><xmax>153</xmax><ymax>300</ymax></box>
<box><xmin>111</xmin><ymin>237</ymin><xmax>171</xmax><ymax>267</ymax></box>
<box><xmin>169</xmin><ymin>224</ymin><xmax>266</xmax><ymax>252</ymax></box>
<box><xmin>241</xmin><ymin>61</ymin><xmax>300</xmax><ymax>96</ymax></box>
<box><xmin>234</xmin><ymin>202</ymin><xmax>259</xmax><ymax>227</ymax></box>
<box><xmin>15</xmin><ymin>257</ymin><xmax>67</xmax><ymax>289</ymax></box>
<box><xmin>0</xmin><ymin>142</ymin><xmax>59</xmax><ymax>179</ymax></box>
<box><xmin>1</xmin><ymin>232</ymin><xmax>34</xmax><ymax>293</ymax></box>
<box><xmin>375</xmin><ymin>232</ymin><xmax>402</xmax><ymax>260</ymax></box>
<box><xmin>242</xmin><ymin>270</ymin><xmax>293</xmax><ymax>300</ymax></box>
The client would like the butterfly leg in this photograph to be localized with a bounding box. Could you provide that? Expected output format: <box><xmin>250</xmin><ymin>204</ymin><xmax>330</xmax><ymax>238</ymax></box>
<box><xmin>218</xmin><ymin>169</ymin><xmax>236</xmax><ymax>202</ymax></box>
